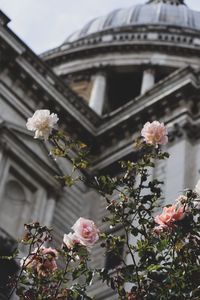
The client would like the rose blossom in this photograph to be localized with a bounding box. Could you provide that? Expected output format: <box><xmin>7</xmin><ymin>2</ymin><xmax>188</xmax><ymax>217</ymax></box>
<box><xmin>154</xmin><ymin>204</ymin><xmax>184</xmax><ymax>227</ymax></box>
<box><xmin>176</xmin><ymin>195</ymin><xmax>187</xmax><ymax>204</ymax></box>
<box><xmin>72</xmin><ymin>217</ymin><xmax>99</xmax><ymax>247</ymax></box>
<box><xmin>141</xmin><ymin>121</ymin><xmax>168</xmax><ymax>146</ymax></box>
<box><xmin>63</xmin><ymin>232</ymin><xmax>80</xmax><ymax>249</ymax></box>
<box><xmin>26</xmin><ymin>109</ymin><xmax>59</xmax><ymax>140</ymax></box>
<box><xmin>41</xmin><ymin>247</ymin><xmax>58</xmax><ymax>258</ymax></box>
<box><xmin>21</xmin><ymin>247</ymin><xmax>58</xmax><ymax>276</ymax></box>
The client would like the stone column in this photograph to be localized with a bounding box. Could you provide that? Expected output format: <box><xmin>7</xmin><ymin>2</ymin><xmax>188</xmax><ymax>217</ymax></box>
<box><xmin>0</xmin><ymin>149</ymin><xmax>9</xmax><ymax>206</ymax></box>
<box><xmin>89</xmin><ymin>72</ymin><xmax>106</xmax><ymax>115</ymax></box>
<box><xmin>43</xmin><ymin>197</ymin><xmax>56</xmax><ymax>226</ymax></box>
<box><xmin>141</xmin><ymin>68</ymin><xmax>155</xmax><ymax>95</ymax></box>
<box><xmin>0</xmin><ymin>146</ymin><xmax>3</xmax><ymax>164</ymax></box>
<box><xmin>165</xmin><ymin>138</ymin><xmax>194</xmax><ymax>204</ymax></box>
<box><xmin>32</xmin><ymin>189</ymin><xmax>46</xmax><ymax>222</ymax></box>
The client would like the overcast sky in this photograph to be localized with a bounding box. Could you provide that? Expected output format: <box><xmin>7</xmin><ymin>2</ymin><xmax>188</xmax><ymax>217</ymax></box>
<box><xmin>0</xmin><ymin>0</ymin><xmax>199</xmax><ymax>54</ymax></box>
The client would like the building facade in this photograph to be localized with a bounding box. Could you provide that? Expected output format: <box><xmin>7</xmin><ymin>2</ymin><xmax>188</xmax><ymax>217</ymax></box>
<box><xmin>1</xmin><ymin>0</ymin><xmax>200</xmax><ymax>298</ymax></box>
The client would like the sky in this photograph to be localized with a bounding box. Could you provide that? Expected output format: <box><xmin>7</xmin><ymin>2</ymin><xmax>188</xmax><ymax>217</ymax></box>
<box><xmin>0</xmin><ymin>0</ymin><xmax>199</xmax><ymax>54</ymax></box>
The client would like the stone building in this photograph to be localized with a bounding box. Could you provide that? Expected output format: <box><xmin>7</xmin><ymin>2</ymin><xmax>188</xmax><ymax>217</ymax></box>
<box><xmin>1</xmin><ymin>0</ymin><xmax>200</xmax><ymax>298</ymax></box>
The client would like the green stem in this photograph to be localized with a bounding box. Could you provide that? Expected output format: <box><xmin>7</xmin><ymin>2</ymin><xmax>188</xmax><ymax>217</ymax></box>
<box><xmin>54</xmin><ymin>256</ymin><xmax>71</xmax><ymax>298</ymax></box>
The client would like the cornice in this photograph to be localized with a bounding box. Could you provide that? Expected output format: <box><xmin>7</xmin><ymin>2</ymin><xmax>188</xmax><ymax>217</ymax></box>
<box><xmin>98</xmin><ymin>66</ymin><xmax>199</xmax><ymax>134</ymax></box>
<box><xmin>91</xmin><ymin>112</ymin><xmax>200</xmax><ymax>172</ymax></box>
<box><xmin>0</xmin><ymin>80</ymin><xmax>33</xmax><ymax>118</ymax></box>
<box><xmin>0</xmin><ymin>10</ymin><xmax>10</xmax><ymax>26</ymax></box>
<box><xmin>0</xmin><ymin>22</ymin><xmax>101</xmax><ymax>134</ymax></box>
<box><xmin>41</xmin><ymin>26</ymin><xmax>200</xmax><ymax>67</ymax></box>
<box><xmin>0</xmin><ymin>124</ymin><xmax>62</xmax><ymax>193</ymax></box>
<box><xmin>0</xmin><ymin>21</ymin><xmax>25</xmax><ymax>55</ymax></box>
<box><xmin>2</xmin><ymin>15</ymin><xmax>200</xmax><ymax>171</ymax></box>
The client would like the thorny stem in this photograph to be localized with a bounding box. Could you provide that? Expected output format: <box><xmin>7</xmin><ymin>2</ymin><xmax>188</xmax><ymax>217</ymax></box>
<box><xmin>124</xmin><ymin>225</ymin><xmax>141</xmax><ymax>292</ymax></box>
<box><xmin>51</xmin><ymin>136</ymin><xmax>91</xmax><ymax>184</ymax></box>
<box><xmin>8</xmin><ymin>229</ymin><xmax>45</xmax><ymax>300</ymax></box>
<box><xmin>136</xmin><ymin>169</ymin><xmax>148</xmax><ymax>238</ymax></box>
<box><xmin>54</xmin><ymin>256</ymin><xmax>71</xmax><ymax>298</ymax></box>
<box><xmin>51</xmin><ymin>137</ymin><xmax>76</xmax><ymax>168</ymax></box>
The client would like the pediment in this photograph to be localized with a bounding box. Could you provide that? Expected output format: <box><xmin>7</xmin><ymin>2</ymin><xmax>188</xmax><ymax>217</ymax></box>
<box><xmin>0</xmin><ymin>122</ymin><xmax>62</xmax><ymax>176</ymax></box>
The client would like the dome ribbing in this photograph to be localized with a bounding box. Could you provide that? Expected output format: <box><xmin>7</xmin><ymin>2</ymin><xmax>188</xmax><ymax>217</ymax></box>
<box><xmin>64</xmin><ymin>1</ymin><xmax>200</xmax><ymax>44</ymax></box>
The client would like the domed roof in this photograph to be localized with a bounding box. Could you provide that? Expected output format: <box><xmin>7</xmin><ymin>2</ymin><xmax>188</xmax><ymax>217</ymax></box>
<box><xmin>65</xmin><ymin>0</ymin><xmax>200</xmax><ymax>43</ymax></box>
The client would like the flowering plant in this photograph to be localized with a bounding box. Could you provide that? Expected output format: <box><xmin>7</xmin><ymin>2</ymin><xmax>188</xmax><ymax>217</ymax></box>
<box><xmin>5</xmin><ymin>113</ymin><xmax>200</xmax><ymax>299</ymax></box>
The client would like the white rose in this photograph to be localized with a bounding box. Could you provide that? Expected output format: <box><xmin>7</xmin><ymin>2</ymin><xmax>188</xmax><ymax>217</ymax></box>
<box><xmin>63</xmin><ymin>232</ymin><xmax>80</xmax><ymax>249</ymax></box>
<box><xmin>26</xmin><ymin>109</ymin><xmax>59</xmax><ymax>140</ymax></box>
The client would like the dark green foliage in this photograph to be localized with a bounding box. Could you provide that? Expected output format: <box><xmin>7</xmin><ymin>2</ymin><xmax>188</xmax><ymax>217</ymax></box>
<box><xmin>7</xmin><ymin>132</ymin><xmax>200</xmax><ymax>300</ymax></box>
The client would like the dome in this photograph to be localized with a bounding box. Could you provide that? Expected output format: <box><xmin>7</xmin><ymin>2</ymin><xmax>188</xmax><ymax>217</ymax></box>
<box><xmin>65</xmin><ymin>0</ymin><xmax>200</xmax><ymax>43</ymax></box>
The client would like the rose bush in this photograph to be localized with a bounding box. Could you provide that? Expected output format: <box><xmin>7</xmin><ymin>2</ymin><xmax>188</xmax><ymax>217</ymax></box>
<box><xmin>5</xmin><ymin>112</ymin><xmax>200</xmax><ymax>300</ymax></box>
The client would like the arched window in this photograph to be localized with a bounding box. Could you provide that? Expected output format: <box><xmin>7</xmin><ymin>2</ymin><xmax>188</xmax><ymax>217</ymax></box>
<box><xmin>0</xmin><ymin>180</ymin><xmax>27</xmax><ymax>238</ymax></box>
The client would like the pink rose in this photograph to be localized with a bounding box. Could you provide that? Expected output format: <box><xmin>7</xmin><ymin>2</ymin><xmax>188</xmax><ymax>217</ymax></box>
<box><xmin>141</xmin><ymin>121</ymin><xmax>168</xmax><ymax>146</ymax></box>
<box><xmin>72</xmin><ymin>217</ymin><xmax>99</xmax><ymax>247</ymax></box>
<box><xmin>41</xmin><ymin>247</ymin><xmax>58</xmax><ymax>258</ymax></box>
<box><xmin>154</xmin><ymin>204</ymin><xmax>184</xmax><ymax>227</ymax></box>
<box><xmin>176</xmin><ymin>195</ymin><xmax>187</xmax><ymax>203</ymax></box>
<box><xmin>63</xmin><ymin>232</ymin><xmax>80</xmax><ymax>249</ymax></box>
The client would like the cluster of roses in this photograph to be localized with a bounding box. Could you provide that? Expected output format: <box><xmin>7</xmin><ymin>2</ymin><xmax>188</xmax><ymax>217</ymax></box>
<box><xmin>21</xmin><ymin>247</ymin><xmax>58</xmax><ymax>277</ymax></box>
<box><xmin>22</xmin><ymin>217</ymin><xmax>99</xmax><ymax>277</ymax></box>
<box><xmin>141</xmin><ymin>120</ymin><xmax>192</xmax><ymax>234</ymax></box>
<box><xmin>141</xmin><ymin>120</ymin><xmax>200</xmax><ymax>233</ymax></box>
<box><xmin>26</xmin><ymin>110</ymin><xmax>168</xmax><ymax>146</ymax></box>
<box><xmin>26</xmin><ymin>109</ymin><xmax>200</xmax><ymax>269</ymax></box>
<box><xmin>25</xmin><ymin>111</ymin><xmax>173</xmax><ymax>232</ymax></box>
<box><xmin>63</xmin><ymin>217</ymin><xmax>99</xmax><ymax>248</ymax></box>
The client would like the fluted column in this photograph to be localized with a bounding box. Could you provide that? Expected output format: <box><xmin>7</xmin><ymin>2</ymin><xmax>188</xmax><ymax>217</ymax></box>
<box><xmin>141</xmin><ymin>68</ymin><xmax>155</xmax><ymax>95</ymax></box>
<box><xmin>43</xmin><ymin>197</ymin><xmax>56</xmax><ymax>226</ymax></box>
<box><xmin>89</xmin><ymin>72</ymin><xmax>106</xmax><ymax>115</ymax></box>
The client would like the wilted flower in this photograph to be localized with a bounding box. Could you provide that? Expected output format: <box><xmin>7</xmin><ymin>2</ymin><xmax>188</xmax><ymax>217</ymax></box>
<box><xmin>127</xmin><ymin>292</ymin><xmax>138</xmax><ymax>300</ymax></box>
<box><xmin>72</xmin><ymin>217</ymin><xmax>99</xmax><ymax>247</ymax></box>
<box><xmin>26</xmin><ymin>109</ymin><xmax>59</xmax><ymax>140</ymax></box>
<box><xmin>154</xmin><ymin>204</ymin><xmax>184</xmax><ymax>227</ymax></box>
<box><xmin>21</xmin><ymin>247</ymin><xmax>58</xmax><ymax>277</ymax></box>
<box><xmin>153</xmin><ymin>224</ymin><xmax>169</xmax><ymax>235</ymax></box>
<box><xmin>141</xmin><ymin>121</ymin><xmax>168</xmax><ymax>146</ymax></box>
<box><xmin>41</xmin><ymin>247</ymin><xmax>58</xmax><ymax>258</ymax></box>
<box><xmin>176</xmin><ymin>195</ymin><xmax>187</xmax><ymax>204</ymax></box>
